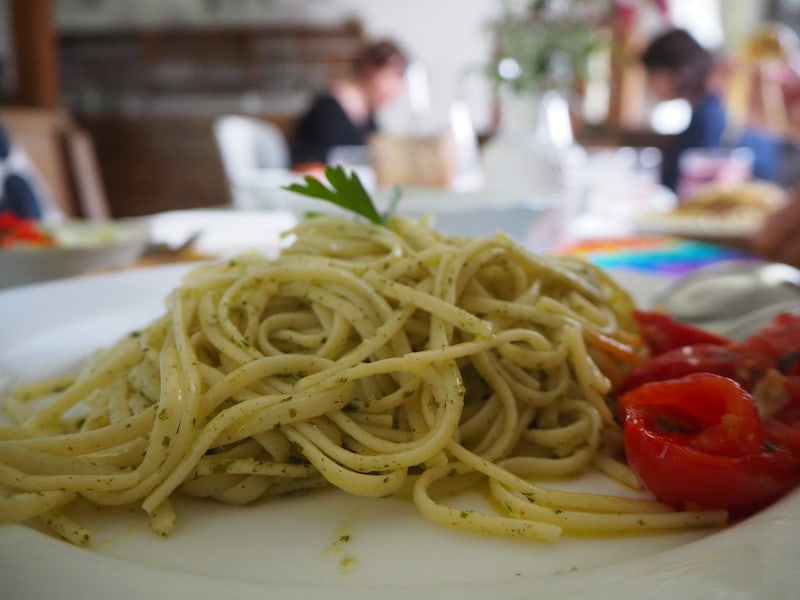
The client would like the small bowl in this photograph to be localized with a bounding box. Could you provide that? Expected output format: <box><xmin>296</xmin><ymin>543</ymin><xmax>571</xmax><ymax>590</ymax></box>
<box><xmin>0</xmin><ymin>220</ymin><xmax>150</xmax><ymax>289</ymax></box>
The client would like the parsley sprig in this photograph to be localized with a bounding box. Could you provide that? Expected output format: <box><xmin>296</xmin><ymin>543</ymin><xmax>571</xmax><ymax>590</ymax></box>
<box><xmin>284</xmin><ymin>165</ymin><xmax>399</xmax><ymax>226</ymax></box>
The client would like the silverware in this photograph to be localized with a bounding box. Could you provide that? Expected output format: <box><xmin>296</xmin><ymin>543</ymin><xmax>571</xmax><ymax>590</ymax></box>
<box><xmin>652</xmin><ymin>259</ymin><xmax>800</xmax><ymax>337</ymax></box>
<box><xmin>142</xmin><ymin>231</ymin><xmax>202</xmax><ymax>259</ymax></box>
<box><xmin>717</xmin><ymin>298</ymin><xmax>800</xmax><ymax>340</ymax></box>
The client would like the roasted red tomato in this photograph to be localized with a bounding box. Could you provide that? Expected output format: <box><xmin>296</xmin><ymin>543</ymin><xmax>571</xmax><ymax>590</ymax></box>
<box><xmin>755</xmin><ymin>370</ymin><xmax>800</xmax><ymax>454</ymax></box>
<box><xmin>633</xmin><ymin>310</ymin><xmax>730</xmax><ymax>356</ymax></box>
<box><xmin>620</xmin><ymin>313</ymin><xmax>800</xmax><ymax>395</ymax></box>
<box><xmin>620</xmin><ymin>373</ymin><xmax>800</xmax><ymax>513</ymax></box>
<box><xmin>738</xmin><ymin>313</ymin><xmax>800</xmax><ymax>376</ymax></box>
<box><xmin>0</xmin><ymin>211</ymin><xmax>54</xmax><ymax>247</ymax></box>
<box><xmin>618</xmin><ymin>343</ymin><xmax>772</xmax><ymax>395</ymax></box>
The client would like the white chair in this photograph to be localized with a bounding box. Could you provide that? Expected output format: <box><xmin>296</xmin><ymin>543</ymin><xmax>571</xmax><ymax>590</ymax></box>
<box><xmin>213</xmin><ymin>115</ymin><xmax>290</xmax><ymax>209</ymax></box>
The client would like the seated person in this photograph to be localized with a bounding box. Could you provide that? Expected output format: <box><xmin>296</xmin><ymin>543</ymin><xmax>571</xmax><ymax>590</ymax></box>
<box><xmin>289</xmin><ymin>39</ymin><xmax>408</xmax><ymax>167</ymax></box>
<box><xmin>0</xmin><ymin>121</ymin><xmax>58</xmax><ymax>221</ymax></box>
<box><xmin>752</xmin><ymin>189</ymin><xmax>800</xmax><ymax>267</ymax></box>
<box><xmin>731</xmin><ymin>23</ymin><xmax>800</xmax><ymax>188</ymax></box>
<box><xmin>641</xmin><ymin>28</ymin><xmax>781</xmax><ymax>191</ymax></box>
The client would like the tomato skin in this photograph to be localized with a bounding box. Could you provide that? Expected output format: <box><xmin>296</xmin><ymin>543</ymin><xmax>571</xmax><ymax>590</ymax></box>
<box><xmin>619</xmin><ymin>373</ymin><xmax>765</xmax><ymax>455</ymax></box>
<box><xmin>618</xmin><ymin>344</ymin><xmax>772</xmax><ymax>395</ymax></box>
<box><xmin>0</xmin><ymin>210</ymin><xmax>53</xmax><ymax>247</ymax></box>
<box><xmin>621</xmin><ymin>373</ymin><xmax>800</xmax><ymax>513</ymax></box>
<box><xmin>739</xmin><ymin>313</ymin><xmax>800</xmax><ymax>376</ymax></box>
<box><xmin>624</xmin><ymin>405</ymin><xmax>800</xmax><ymax>512</ymax></box>
<box><xmin>760</xmin><ymin>373</ymin><xmax>800</xmax><ymax>454</ymax></box>
<box><xmin>633</xmin><ymin>310</ymin><xmax>730</xmax><ymax>356</ymax></box>
<box><xmin>619</xmin><ymin>314</ymin><xmax>800</xmax><ymax>513</ymax></box>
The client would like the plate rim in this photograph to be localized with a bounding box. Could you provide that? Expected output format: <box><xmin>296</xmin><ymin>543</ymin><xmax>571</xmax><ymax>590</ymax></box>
<box><xmin>0</xmin><ymin>265</ymin><xmax>797</xmax><ymax>600</ymax></box>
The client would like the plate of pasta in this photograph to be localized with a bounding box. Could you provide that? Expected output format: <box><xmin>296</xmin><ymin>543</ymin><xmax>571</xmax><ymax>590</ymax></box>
<box><xmin>0</xmin><ymin>214</ymin><xmax>797</xmax><ymax>600</ymax></box>
<box><xmin>633</xmin><ymin>181</ymin><xmax>789</xmax><ymax>240</ymax></box>
<box><xmin>0</xmin><ymin>216</ymin><xmax>150</xmax><ymax>289</ymax></box>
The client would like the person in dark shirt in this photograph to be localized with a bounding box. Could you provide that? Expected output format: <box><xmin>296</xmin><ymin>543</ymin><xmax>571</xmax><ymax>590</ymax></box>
<box><xmin>641</xmin><ymin>28</ymin><xmax>780</xmax><ymax>191</ymax></box>
<box><xmin>290</xmin><ymin>39</ymin><xmax>407</xmax><ymax>167</ymax></box>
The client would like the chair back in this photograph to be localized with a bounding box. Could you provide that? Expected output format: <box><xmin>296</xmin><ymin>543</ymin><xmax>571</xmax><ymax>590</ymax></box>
<box><xmin>213</xmin><ymin>115</ymin><xmax>289</xmax><ymax>208</ymax></box>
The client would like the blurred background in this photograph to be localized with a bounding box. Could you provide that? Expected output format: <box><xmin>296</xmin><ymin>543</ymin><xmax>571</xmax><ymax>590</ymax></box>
<box><xmin>0</xmin><ymin>0</ymin><xmax>800</xmax><ymax>223</ymax></box>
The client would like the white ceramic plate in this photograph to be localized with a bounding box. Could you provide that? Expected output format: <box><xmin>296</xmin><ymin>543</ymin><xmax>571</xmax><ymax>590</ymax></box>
<box><xmin>631</xmin><ymin>180</ymin><xmax>786</xmax><ymax>240</ymax></box>
<box><xmin>0</xmin><ymin>219</ymin><xmax>149</xmax><ymax>289</ymax></box>
<box><xmin>144</xmin><ymin>209</ymin><xmax>299</xmax><ymax>258</ymax></box>
<box><xmin>1</xmin><ymin>265</ymin><xmax>797</xmax><ymax>600</ymax></box>
<box><xmin>233</xmin><ymin>168</ymin><xmax>549</xmax><ymax>240</ymax></box>
<box><xmin>143</xmin><ymin>205</ymin><xmax>542</xmax><ymax>256</ymax></box>
<box><xmin>632</xmin><ymin>212</ymin><xmax>762</xmax><ymax>239</ymax></box>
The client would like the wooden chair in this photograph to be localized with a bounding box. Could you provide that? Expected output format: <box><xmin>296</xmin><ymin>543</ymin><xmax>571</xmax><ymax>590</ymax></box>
<box><xmin>0</xmin><ymin>107</ymin><xmax>109</xmax><ymax>219</ymax></box>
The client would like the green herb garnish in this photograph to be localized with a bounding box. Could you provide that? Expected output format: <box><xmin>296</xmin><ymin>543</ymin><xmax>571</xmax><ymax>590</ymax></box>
<box><xmin>284</xmin><ymin>165</ymin><xmax>399</xmax><ymax>226</ymax></box>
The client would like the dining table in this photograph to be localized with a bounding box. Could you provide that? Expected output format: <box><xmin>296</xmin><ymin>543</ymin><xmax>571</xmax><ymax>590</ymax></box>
<box><xmin>2</xmin><ymin>170</ymin><xmax>796</xmax><ymax>600</ymax></box>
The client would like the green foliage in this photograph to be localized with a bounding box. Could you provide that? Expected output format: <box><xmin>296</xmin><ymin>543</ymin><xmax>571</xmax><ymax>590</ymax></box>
<box><xmin>284</xmin><ymin>165</ymin><xmax>400</xmax><ymax>226</ymax></box>
<box><xmin>488</xmin><ymin>0</ymin><xmax>614</xmax><ymax>93</ymax></box>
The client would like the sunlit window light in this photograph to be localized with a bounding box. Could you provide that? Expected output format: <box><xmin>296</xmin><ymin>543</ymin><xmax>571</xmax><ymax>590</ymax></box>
<box><xmin>650</xmin><ymin>99</ymin><xmax>692</xmax><ymax>134</ymax></box>
<box><xmin>497</xmin><ymin>57</ymin><xmax>522</xmax><ymax>81</ymax></box>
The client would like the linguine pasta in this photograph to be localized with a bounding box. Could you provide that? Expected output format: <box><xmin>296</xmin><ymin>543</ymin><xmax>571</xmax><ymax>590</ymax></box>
<box><xmin>0</xmin><ymin>216</ymin><xmax>726</xmax><ymax>545</ymax></box>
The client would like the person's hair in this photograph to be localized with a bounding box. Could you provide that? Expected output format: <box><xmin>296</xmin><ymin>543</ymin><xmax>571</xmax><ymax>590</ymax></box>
<box><xmin>351</xmin><ymin>39</ymin><xmax>408</xmax><ymax>79</ymax></box>
<box><xmin>641</xmin><ymin>28</ymin><xmax>714</xmax><ymax>101</ymax></box>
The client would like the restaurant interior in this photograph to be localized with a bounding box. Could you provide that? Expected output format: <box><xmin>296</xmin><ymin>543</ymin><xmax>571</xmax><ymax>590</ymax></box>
<box><xmin>1</xmin><ymin>0</ymin><xmax>799</xmax><ymax>280</ymax></box>
<box><xmin>5</xmin><ymin>3</ymin><xmax>800</xmax><ymax>596</ymax></box>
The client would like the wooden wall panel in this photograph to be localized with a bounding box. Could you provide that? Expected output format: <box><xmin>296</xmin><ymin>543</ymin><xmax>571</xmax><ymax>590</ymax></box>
<box><xmin>77</xmin><ymin>114</ymin><xmax>294</xmax><ymax>218</ymax></box>
<box><xmin>10</xmin><ymin>0</ymin><xmax>61</xmax><ymax>108</ymax></box>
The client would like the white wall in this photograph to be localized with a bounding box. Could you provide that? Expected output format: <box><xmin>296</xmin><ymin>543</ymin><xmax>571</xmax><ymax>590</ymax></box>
<box><xmin>16</xmin><ymin>0</ymin><xmax>771</xmax><ymax>130</ymax></box>
<box><xmin>53</xmin><ymin>0</ymin><xmax>501</xmax><ymax>132</ymax></box>
<box><xmin>309</xmin><ymin>0</ymin><xmax>500</xmax><ymax>134</ymax></box>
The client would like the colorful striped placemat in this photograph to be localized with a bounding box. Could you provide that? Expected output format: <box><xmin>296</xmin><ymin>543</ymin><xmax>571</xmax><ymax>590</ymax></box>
<box><xmin>558</xmin><ymin>236</ymin><xmax>752</xmax><ymax>275</ymax></box>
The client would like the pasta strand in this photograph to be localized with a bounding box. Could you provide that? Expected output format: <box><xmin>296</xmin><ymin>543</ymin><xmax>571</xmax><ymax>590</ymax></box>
<box><xmin>0</xmin><ymin>215</ymin><xmax>724</xmax><ymax>544</ymax></box>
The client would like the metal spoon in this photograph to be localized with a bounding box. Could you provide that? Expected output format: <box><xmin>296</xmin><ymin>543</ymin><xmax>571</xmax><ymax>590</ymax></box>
<box><xmin>717</xmin><ymin>297</ymin><xmax>800</xmax><ymax>340</ymax></box>
<box><xmin>652</xmin><ymin>259</ymin><xmax>800</xmax><ymax>334</ymax></box>
<box><xmin>141</xmin><ymin>231</ymin><xmax>202</xmax><ymax>259</ymax></box>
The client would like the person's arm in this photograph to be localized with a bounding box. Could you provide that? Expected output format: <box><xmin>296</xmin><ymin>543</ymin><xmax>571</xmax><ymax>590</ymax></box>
<box><xmin>751</xmin><ymin>191</ymin><xmax>800</xmax><ymax>267</ymax></box>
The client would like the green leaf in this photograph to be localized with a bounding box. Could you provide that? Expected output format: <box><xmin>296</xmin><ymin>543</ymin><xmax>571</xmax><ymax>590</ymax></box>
<box><xmin>284</xmin><ymin>176</ymin><xmax>338</xmax><ymax>203</ymax></box>
<box><xmin>385</xmin><ymin>185</ymin><xmax>402</xmax><ymax>221</ymax></box>
<box><xmin>283</xmin><ymin>165</ymin><xmax>400</xmax><ymax>226</ymax></box>
<box><xmin>325</xmin><ymin>166</ymin><xmax>383</xmax><ymax>224</ymax></box>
